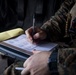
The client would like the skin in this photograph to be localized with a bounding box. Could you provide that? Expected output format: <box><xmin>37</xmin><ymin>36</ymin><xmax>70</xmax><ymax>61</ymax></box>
<box><xmin>21</xmin><ymin>51</ymin><xmax>52</xmax><ymax>75</ymax></box>
<box><xmin>21</xmin><ymin>27</ymin><xmax>52</xmax><ymax>75</ymax></box>
<box><xmin>25</xmin><ymin>27</ymin><xmax>47</xmax><ymax>44</ymax></box>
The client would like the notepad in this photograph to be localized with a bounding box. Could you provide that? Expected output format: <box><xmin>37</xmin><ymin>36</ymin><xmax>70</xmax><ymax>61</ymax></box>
<box><xmin>0</xmin><ymin>34</ymin><xmax>58</xmax><ymax>60</ymax></box>
<box><xmin>3</xmin><ymin>34</ymin><xmax>58</xmax><ymax>52</ymax></box>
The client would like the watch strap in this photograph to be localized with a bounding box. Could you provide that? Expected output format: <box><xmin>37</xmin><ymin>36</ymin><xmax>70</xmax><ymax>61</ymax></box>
<box><xmin>48</xmin><ymin>49</ymin><xmax>59</xmax><ymax>75</ymax></box>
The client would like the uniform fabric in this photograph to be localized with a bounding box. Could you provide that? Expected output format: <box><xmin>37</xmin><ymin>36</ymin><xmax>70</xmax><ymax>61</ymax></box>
<box><xmin>3</xmin><ymin>0</ymin><xmax>76</xmax><ymax>75</ymax></box>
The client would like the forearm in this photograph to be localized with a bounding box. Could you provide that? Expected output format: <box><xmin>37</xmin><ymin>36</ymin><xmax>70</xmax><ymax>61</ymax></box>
<box><xmin>58</xmin><ymin>48</ymin><xmax>76</xmax><ymax>75</ymax></box>
<box><xmin>48</xmin><ymin>48</ymin><xmax>76</xmax><ymax>75</ymax></box>
<box><xmin>41</xmin><ymin>0</ymin><xmax>75</xmax><ymax>41</ymax></box>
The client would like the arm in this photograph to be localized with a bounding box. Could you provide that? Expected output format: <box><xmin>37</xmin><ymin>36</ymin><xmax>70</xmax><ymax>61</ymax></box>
<box><xmin>58</xmin><ymin>48</ymin><xmax>76</xmax><ymax>75</ymax></box>
<box><xmin>21</xmin><ymin>48</ymin><xmax>76</xmax><ymax>75</ymax></box>
<box><xmin>41</xmin><ymin>0</ymin><xmax>75</xmax><ymax>41</ymax></box>
<box><xmin>25</xmin><ymin>0</ymin><xmax>75</xmax><ymax>44</ymax></box>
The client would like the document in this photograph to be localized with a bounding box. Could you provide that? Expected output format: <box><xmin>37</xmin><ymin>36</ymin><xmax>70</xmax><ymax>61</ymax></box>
<box><xmin>4</xmin><ymin>34</ymin><xmax>58</xmax><ymax>52</ymax></box>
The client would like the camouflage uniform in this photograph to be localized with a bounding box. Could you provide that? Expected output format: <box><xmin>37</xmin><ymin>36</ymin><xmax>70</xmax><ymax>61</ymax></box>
<box><xmin>41</xmin><ymin>0</ymin><xmax>76</xmax><ymax>75</ymax></box>
<box><xmin>41</xmin><ymin>0</ymin><xmax>76</xmax><ymax>44</ymax></box>
<box><xmin>4</xmin><ymin>0</ymin><xmax>76</xmax><ymax>75</ymax></box>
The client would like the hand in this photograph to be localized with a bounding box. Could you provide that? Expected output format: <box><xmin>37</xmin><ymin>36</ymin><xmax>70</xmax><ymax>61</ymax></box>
<box><xmin>25</xmin><ymin>27</ymin><xmax>47</xmax><ymax>44</ymax></box>
<box><xmin>21</xmin><ymin>51</ymin><xmax>52</xmax><ymax>75</ymax></box>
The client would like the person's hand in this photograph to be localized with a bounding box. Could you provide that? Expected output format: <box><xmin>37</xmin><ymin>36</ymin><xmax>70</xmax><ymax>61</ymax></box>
<box><xmin>21</xmin><ymin>51</ymin><xmax>52</xmax><ymax>75</ymax></box>
<box><xmin>25</xmin><ymin>27</ymin><xmax>47</xmax><ymax>44</ymax></box>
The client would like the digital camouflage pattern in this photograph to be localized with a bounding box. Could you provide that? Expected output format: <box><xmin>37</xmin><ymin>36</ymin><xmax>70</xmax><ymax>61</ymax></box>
<box><xmin>4</xmin><ymin>0</ymin><xmax>76</xmax><ymax>75</ymax></box>
<box><xmin>41</xmin><ymin>0</ymin><xmax>76</xmax><ymax>43</ymax></box>
<box><xmin>58</xmin><ymin>48</ymin><xmax>76</xmax><ymax>75</ymax></box>
<box><xmin>41</xmin><ymin>0</ymin><xmax>76</xmax><ymax>74</ymax></box>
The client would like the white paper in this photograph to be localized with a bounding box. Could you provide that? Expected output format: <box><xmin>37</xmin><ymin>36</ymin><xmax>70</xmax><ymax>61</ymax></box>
<box><xmin>4</xmin><ymin>34</ymin><xmax>58</xmax><ymax>52</ymax></box>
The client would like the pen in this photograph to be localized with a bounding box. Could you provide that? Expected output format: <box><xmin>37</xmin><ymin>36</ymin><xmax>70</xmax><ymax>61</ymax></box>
<box><xmin>33</xmin><ymin>15</ymin><xmax>35</xmax><ymax>34</ymax></box>
<box><xmin>32</xmin><ymin>15</ymin><xmax>36</xmax><ymax>42</ymax></box>
<box><xmin>15</xmin><ymin>67</ymin><xmax>24</xmax><ymax>71</ymax></box>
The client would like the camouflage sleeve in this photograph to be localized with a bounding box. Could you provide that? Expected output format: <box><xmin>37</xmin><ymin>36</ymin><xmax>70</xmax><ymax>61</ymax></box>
<box><xmin>41</xmin><ymin>0</ymin><xmax>75</xmax><ymax>41</ymax></box>
<box><xmin>58</xmin><ymin>48</ymin><xmax>76</xmax><ymax>75</ymax></box>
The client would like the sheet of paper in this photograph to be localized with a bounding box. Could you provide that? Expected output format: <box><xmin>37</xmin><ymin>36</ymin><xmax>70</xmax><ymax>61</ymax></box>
<box><xmin>4</xmin><ymin>34</ymin><xmax>58</xmax><ymax>52</ymax></box>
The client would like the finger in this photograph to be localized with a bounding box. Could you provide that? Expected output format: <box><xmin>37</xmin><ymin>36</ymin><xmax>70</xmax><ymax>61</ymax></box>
<box><xmin>21</xmin><ymin>67</ymin><xmax>30</xmax><ymax>75</ymax></box>
<box><xmin>33</xmin><ymin>28</ymin><xmax>41</xmax><ymax>39</ymax></box>
<box><xmin>25</xmin><ymin>28</ymin><xmax>33</xmax><ymax>41</ymax></box>
<box><xmin>33</xmin><ymin>33</ymin><xmax>40</xmax><ymax>39</ymax></box>
<box><xmin>39</xmin><ymin>31</ymin><xmax>47</xmax><ymax>40</ymax></box>
<box><xmin>23</xmin><ymin>56</ymin><xmax>32</xmax><ymax>67</ymax></box>
<box><xmin>34</xmin><ymin>29</ymin><xmax>46</xmax><ymax>40</ymax></box>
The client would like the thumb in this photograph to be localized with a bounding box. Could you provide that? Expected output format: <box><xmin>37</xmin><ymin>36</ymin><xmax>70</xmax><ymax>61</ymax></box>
<box><xmin>34</xmin><ymin>31</ymin><xmax>46</xmax><ymax>40</ymax></box>
<box><xmin>21</xmin><ymin>67</ymin><xmax>30</xmax><ymax>75</ymax></box>
<box><xmin>34</xmin><ymin>33</ymin><xmax>40</xmax><ymax>39</ymax></box>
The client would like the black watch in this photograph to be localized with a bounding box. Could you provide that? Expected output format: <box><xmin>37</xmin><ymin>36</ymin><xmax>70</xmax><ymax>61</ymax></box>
<box><xmin>48</xmin><ymin>49</ymin><xmax>59</xmax><ymax>75</ymax></box>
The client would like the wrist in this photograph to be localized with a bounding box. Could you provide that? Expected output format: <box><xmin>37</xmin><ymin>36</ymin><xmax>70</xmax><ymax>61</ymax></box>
<box><xmin>48</xmin><ymin>49</ymin><xmax>59</xmax><ymax>75</ymax></box>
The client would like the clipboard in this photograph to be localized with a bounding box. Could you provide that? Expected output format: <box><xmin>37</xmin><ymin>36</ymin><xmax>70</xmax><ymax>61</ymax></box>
<box><xmin>0</xmin><ymin>42</ymin><xmax>32</xmax><ymax>61</ymax></box>
<box><xmin>0</xmin><ymin>34</ymin><xmax>58</xmax><ymax>61</ymax></box>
